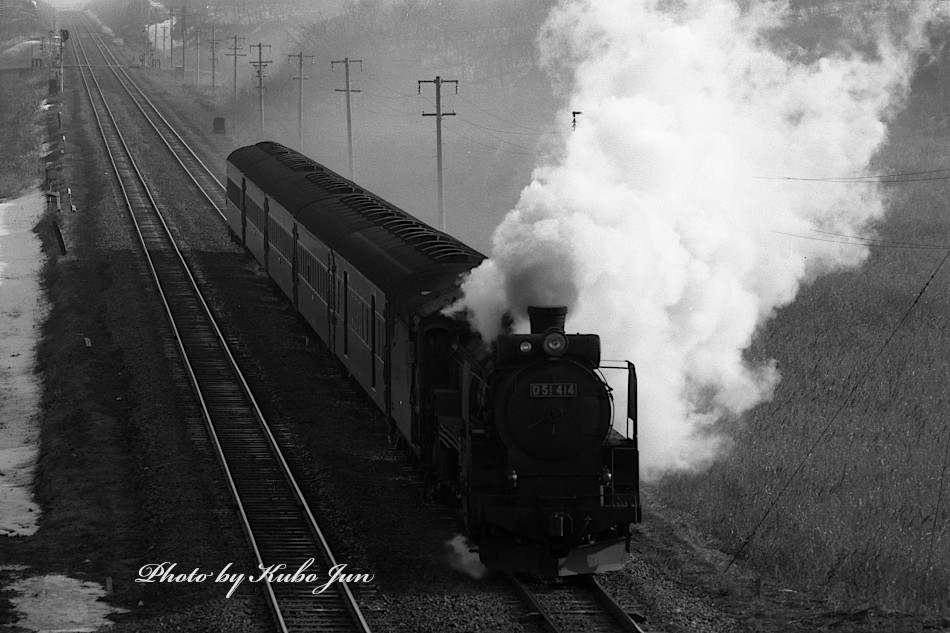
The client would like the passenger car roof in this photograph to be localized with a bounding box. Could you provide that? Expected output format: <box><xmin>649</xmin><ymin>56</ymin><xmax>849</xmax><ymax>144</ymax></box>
<box><xmin>227</xmin><ymin>142</ymin><xmax>486</xmax><ymax>320</ymax></box>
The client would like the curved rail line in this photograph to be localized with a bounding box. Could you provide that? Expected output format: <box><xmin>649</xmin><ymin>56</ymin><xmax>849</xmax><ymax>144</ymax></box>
<box><xmin>507</xmin><ymin>572</ymin><xmax>653</xmax><ymax>633</ymax></box>
<box><xmin>69</xmin><ymin>20</ymin><xmax>371</xmax><ymax>633</ymax></box>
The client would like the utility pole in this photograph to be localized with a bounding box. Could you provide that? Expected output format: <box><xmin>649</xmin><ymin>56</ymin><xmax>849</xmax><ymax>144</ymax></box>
<box><xmin>195</xmin><ymin>27</ymin><xmax>202</xmax><ymax>84</ymax></box>
<box><xmin>332</xmin><ymin>57</ymin><xmax>362</xmax><ymax>179</ymax></box>
<box><xmin>169</xmin><ymin>6</ymin><xmax>188</xmax><ymax>76</ymax></box>
<box><xmin>226</xmin><ymin>35</ymin><xmax>246</xmax><ymax>100</ymax></box>
<box><xmin>58</xmin><ymin>28</ymin><xmax>64</xmax><ymax>93</ymax></box>
<box><xmin>418</xmin><ymin>76</ymin><xmax>457</xmax><ymax>232</ymax></box>
<box><xmin>289</xmin><ymin>52</ymin><xmax>314</xmax><ymax>150</ymax></box>
<box><xmin>180</xmin><ymin>6</ymin><xmax>187</xmax><ymax>78</ymax></box>
<box><xmin>141</xmin><ymin>26</ymin><xmax>148</xmax><ymax>67</ymax></box>
<box><xmin>208</xmin><ymin>26</ymin><xmax>221</xmax><ymax>95</ymax></box>
<box><xmin>168</xmin><ymin>7</ymin><xmax>175</xmax><ymax>71</ymax></box>
<box><xmin>161</xmin><ymin>24</ymin><xmax>167</xmax><ymax>69</ymax></box>
<box><xmin>151</xmin><ymin>7</ymin><xmax>157</xmax><ymax>68</ymax></box>
<box><xmin>249</xmin><ymin>43</ymin><xmax>272</xmax><ymax>132</ymax></box>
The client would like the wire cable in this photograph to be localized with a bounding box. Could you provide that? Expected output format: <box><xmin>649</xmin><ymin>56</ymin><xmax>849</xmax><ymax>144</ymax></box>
<box><xmin>455</xmin><ymin>92</ymin><xmax>558</xmax><ymax>135</ymax></box>
<box><xmin>352</xmin><ymin>98</ymin><xmax>418</xmax><ymax>118</ymax></box>
<box><xmin>772</xmin><ymin>230</ymin><xmax>948</xmax><ymax>250</ymax></box>
<box><xmin>450</xmin><ymin>116</ymin><xmax>546</xmax><ymax>154</ymax></box>
<box><xmin>455</xmin><ymin>116</ymin><xmax>556</xmax><ymax>136</ymax></box>
<box><xmin>414</xmin><ymin>92</ymin><xmax>545</xmax><ymax>156</ymax></box>
<box><xmin>724</xmin><ymin>245</ymin><xmax>950</xmax><ymax>574</ymax></box>
<box><xmin>755</xmin><ymin>168</ymin><xmax>950</xmax><ymax>183</ymax></box>
<box><xmin>361</xmin><ymin>75</ymin><xmax>418</xmax><ymax>99</ymax></box>
<box><xmin>440</xmin><ymin>121</ymin><xmax>542</xmax><ymax>157</ymax></box>
<box><xmin>924</xmin><ymin>431</ymin><xmax>950</xmax><ymax>588</ymax></box>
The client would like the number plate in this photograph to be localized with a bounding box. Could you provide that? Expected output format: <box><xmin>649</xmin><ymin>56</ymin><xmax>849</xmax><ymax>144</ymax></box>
<box><xmin>530</xmin><ymin>383</ymin><xmax>578</xmax><ymax>397</ymax></box>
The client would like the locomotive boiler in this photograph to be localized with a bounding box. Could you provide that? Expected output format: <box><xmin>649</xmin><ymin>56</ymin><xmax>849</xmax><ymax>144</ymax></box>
<box><xmin>225</xmin><ymin>142</ymin><xmax>641</xmax><ymax>576</ymax></box>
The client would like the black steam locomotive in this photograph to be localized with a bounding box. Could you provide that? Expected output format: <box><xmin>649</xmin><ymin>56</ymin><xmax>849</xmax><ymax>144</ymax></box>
<box><xmin>225</xmin><ymin>142</ymin><xmax>642</xmax><ymax>576</ymax></box>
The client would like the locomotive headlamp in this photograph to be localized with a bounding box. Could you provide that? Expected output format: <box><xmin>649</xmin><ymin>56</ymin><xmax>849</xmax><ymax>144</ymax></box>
<box><xmin>542</xmin><ymin>332</ymin><xmax>568</xmax><ymax>356</ymax></box>
<box><xmin>519</xmin><ymin>340</ymin><xmax>533</xmax><ymax>354</ymax></box>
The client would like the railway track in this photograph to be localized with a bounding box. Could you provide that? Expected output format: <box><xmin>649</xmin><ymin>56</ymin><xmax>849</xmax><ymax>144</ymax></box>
<box><xmin>69</xmin><ymin>20</ymin><xmax>372</xmax><ymax>633</ymax></box>
<box><xmin>79</xmin><ymin>22</ymin><xmax>227</xmax><ymax>218</ymax></box>
<box><xmin>508</xmin><ymin>572</ymin><xmax>656</xmax><ymax>633</ymax></box>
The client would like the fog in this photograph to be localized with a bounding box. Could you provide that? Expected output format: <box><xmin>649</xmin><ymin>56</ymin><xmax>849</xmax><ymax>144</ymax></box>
<box><xmin>83</xmin><ymin>0</ymin><xmax>563</xmax><ymax>251</ymax></box>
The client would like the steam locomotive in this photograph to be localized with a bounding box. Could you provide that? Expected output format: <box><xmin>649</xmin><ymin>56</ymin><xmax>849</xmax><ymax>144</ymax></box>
<box><xmin>225</xmin><ymin>142</ymin><xmax>642</xmax><ymax>576</ymax></box>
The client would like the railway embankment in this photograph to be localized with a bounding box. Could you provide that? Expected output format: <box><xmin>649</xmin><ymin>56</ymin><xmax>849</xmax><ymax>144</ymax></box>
<box><xmin>0</xmin><ymin>17</ymin><xmax>267</xmax><ymax>632</ymax></box>
<box><xmin>0</xmin><ymin>62</ymin><xmax>50</xmax><ymax>547</ymax></box>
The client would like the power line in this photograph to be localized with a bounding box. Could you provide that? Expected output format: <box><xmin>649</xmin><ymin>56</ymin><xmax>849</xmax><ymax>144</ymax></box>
<box><xmin>416</xmin><ymin>91</ymin><xmax>541</xmax><ymax>155</ymax></box>
<box><xmin>810</xmin><ymin>227</ymin><xmax>944</xmax><ymax>247</ymax></box>
<box><xmin>449</xmin><ymin>117</ymin><xmax>543</xmax><ymax>154</ymax></box>
<box><xmin>455</xmin><ymin>92</ymin><xmax>557</xmax><ymax>135</ymax></box>
<box><xmin>441</xmin><ymin>120</ymin><xmax>542</xmax><ymax>157</ymax></box>
<box><xmin>724</xmin><ymin>244</ymin><xmax>950</xmax><ymax>575</ymax></box>
<box><xmin>755</xmin><ymin>168</ymin><xmax>950</xmax><ymax>183</ymax></box>
<box><xmin>352</xmin><ymin>101</ymin><xmax>417</xmax><ymax>118</ymax></box>
<box><xmin>772</xmin><ymin>230</ymin><xmax>948</xmax><ymax>250</ymax></box>
<box><xmin>924</xmin><ymin>430</ymin><xmax>950</xmax><ymax>591</ymax></box>
<box><xmin>362</xmin><ymin>75</ymin><xmax>417</xmax><ymax>99</ymax></box>
<box><xmin>457</xmin><ymin>119</ymin><xmax>553</xmax><ymax>136</ymax></box>
<box><xmin>362</xmin><ymin>89</ymin><xmax>415</xmax><ymax>101</ymax></box>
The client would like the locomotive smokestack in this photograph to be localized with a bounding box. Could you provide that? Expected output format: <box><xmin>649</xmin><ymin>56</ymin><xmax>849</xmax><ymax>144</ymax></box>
<box><xmin>527</xmin><ymin>306</ymin><xmax>567</xmax><ymax>333</ymax></box>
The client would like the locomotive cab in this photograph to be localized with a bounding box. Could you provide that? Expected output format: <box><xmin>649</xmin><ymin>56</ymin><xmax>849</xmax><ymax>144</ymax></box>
<box><xmin>463</xmin><ymin>307</ymin><xmax>642</xmax><ymax>576</ymax></box>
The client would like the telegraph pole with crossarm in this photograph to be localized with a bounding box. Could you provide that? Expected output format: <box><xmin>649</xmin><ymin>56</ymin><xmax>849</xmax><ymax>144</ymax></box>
<box><xmin>207</xmin><ymin>26</ymin><xmax>221</xmax><ymax>95</ymax></box>
<box><xmin>289</xmin><ymin>52</ymin><xmax>315</xmax><ymax>150</ymax></box>
<box><xmin>418</xmin><ymin>76</ymin><xmax>457</xmax><ymax>232</ymax></box>
<box><xmin>169</xmin><ymin>6</ymin><xmax>187</xmax><ymax>78</ymax></box>
<box><xmin>332</xmin><ymin>57</ymin><xmax>362</xmax><ymax>179</ymax></box>
<box><xmin>225</xmin><ymin>35</ymin><xmax>246</xmax><ymax>101</ymax></box>
<box><xmin>249</xmin><ymin>43</ymin><xmax>272</xmax><ymax>132</ymax></box>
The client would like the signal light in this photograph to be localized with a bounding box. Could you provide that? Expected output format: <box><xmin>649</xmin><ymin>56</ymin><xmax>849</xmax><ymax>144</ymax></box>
<box><xmin>519</xmin><ymin>340</ymin><xmax>533</xmax><ymax>354</ymax></box>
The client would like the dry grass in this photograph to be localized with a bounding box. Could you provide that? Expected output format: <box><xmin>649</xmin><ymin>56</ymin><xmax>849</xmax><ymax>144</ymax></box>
<box><xmin>0</xmin><ymin>69</ymin><xmax>49</xmax><ymax>198</ymax></box>
<box><xmin>657</xmin><ymin>27</ymin><xmax>950</xmax><ymax>614</ymax></box>
<box><xmin>0</xmin><ymin>0</ymin><xmax>54</xmax><ymax>198</ymax></box>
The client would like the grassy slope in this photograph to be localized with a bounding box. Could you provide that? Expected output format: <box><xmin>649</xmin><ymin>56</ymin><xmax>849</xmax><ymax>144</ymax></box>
<box><xmin>0</xmin><ymin>1</ymin><xmax>54</xmax><ymax>198</ymax></box>
<box><xmin>659</xmin><ymin>18</ymin><xmax>950</xmax><ymax>612</ymax></box>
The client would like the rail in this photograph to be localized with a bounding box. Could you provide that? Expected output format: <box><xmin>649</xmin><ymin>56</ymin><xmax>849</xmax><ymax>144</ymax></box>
<box><xmin>70</xmin><ymin>20</ymin><xmax>371</xmax><ymax>633</ymax></box>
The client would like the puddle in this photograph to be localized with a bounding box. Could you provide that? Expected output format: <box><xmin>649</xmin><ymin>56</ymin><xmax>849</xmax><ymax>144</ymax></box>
<box><xmin>7</xmin><ymin>574</ymin><xmax>128</xmax><ymax>631</ymax></box>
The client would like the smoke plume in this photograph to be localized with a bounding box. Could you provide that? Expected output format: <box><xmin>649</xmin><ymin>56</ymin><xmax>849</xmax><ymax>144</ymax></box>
<box><xmin>454</xmin><ymin>0</ymin><xmax>931</xmax><ymax>479</ymax></box>
<box><xmin>445</xmin><ymin>534</ymin><xmax>489</xmax><ymax>579</ymax></box>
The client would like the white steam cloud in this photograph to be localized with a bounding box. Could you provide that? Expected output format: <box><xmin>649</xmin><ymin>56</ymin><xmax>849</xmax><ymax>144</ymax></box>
<box><xmin>445</xmin><ymin>534</ymin><xmax>489</xmax><ymax>579</ymax></box>
<box><xmin>454</xmin><ymin>1</ymin><xmax>932</xmax><ymax>480</ymax></box>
